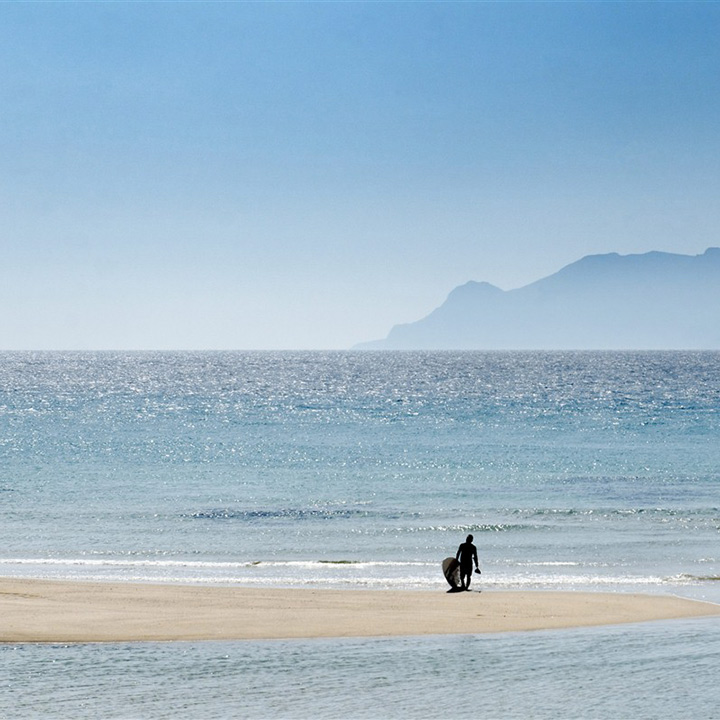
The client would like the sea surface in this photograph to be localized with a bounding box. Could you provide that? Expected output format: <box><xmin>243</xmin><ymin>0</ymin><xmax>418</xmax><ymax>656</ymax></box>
<box><xmin>0</xmin><ymin>351</ymin><xmax>718</xmax><ymax>718</ymax></box>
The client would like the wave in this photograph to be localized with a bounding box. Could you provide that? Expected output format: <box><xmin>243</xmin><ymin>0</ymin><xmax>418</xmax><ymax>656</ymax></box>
<box><xmin>510</xmin><ymin>561</ymin><xmax>584</xmax><ymax>567</ymax></box>
<box><xmin>394</xmin><ymin>523</ymin><xmax>548</xmax><ymax>534</ymax></box>
<box><xmin>183</xmin><ymin>513</ymin><xmax>550</xmax><ymax>535</ymax></box>
<box><xmin>3</xmin><ymin>558</ymin><xmax>715</xmax><ymax>582</ymax></box>
<box><xmin>0</xmin><ymin>569</ymin><xmax>694</xmax><ymax>592</ymax></box>
<box><xmin>516</xmin><ymin>507</ymin><xmax>720</xmax><ymax>518</ymax></box>
<box><xmin>2</xmin><ymin>557</ymin><xmax>715</xmax><ymax>594</ymax></box>
<box><xmin>0</xmin><ymin>557</ymin><xmax>262</xmax><ymax>569</ymax></box>
<box><xmin>186</xmin><ymin>508</ymin><xmax>373</xmax><ymax>521</ymax></box>
<box><xmin>675</xmin><ymin>573</ymin><xmax>720</xmax><ymax>582</ymax></box>
<box><xmin>0</xmin><ymin>558</ymin><xmax>432</xmax><ymax>570</ymax></box>
<box><xmin>183</xmin><ymin>508</ymin><xmax>719</xmax><ymax>535</ymax></box>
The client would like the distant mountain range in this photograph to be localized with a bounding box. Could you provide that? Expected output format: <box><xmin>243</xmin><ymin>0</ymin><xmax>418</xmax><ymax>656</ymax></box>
<box><xmin>356</xmin><ymin>248</ymin><xmax>720</xmax><ymax>350</ymax></box>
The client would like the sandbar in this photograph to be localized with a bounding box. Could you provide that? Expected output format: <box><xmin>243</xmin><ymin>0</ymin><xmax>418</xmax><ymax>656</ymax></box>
<box><xmin>1</xmin><ymin>578</ymin><xmax>717</xmax><ymax>643</ymax></box>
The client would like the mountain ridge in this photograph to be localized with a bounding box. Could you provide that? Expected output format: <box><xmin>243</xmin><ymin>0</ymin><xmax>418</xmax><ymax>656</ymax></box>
<box><xmin>356</xmin><ymin>248</ymin><xmax>720</xmax><ymax>350</ymax></box>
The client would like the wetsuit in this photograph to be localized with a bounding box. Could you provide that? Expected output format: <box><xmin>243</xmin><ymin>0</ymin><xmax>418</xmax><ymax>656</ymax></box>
<box><xmin>456</xmin><ymin>541</ymin><xmax>478</xmax><ymax>588</ymax></box>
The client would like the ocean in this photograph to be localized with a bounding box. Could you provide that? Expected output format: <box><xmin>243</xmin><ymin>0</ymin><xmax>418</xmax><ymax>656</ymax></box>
<box><xmin>0</xmin><ymin>351</ymin><xmax>718</xmax><ymax>718</ymax></box>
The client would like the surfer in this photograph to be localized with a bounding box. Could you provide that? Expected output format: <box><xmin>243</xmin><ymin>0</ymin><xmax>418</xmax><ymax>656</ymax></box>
<box><xmin>455</xmin><ymin>534</ymin><xmax>479</xmax><ymax>591</ymax></box>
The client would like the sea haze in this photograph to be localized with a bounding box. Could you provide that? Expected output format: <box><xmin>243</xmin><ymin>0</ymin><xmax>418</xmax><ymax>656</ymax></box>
<box><xmin>359</xmin><ymin>248</ymin><xmax>720</xmax><ymax>349</ymax></box>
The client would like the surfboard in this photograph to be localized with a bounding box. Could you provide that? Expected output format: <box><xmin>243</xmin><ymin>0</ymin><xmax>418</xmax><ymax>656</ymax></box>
<box><xmin>442</xmin><ymin>557</ymin><xmax>462</xmax><ymax>590</ymax></box>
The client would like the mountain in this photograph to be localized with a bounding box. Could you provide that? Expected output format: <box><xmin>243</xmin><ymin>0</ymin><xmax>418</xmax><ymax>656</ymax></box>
<box><xmin>356</xmin><ymin>248</ymin><xmax>720</xmax><ymax>350</ymax></box>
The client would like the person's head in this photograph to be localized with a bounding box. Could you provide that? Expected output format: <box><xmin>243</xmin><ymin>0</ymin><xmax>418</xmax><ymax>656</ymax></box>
<box><xmin>466</xmin><ymin>534</ymin><xmax>473</xmax><ymax>543</ymax></box>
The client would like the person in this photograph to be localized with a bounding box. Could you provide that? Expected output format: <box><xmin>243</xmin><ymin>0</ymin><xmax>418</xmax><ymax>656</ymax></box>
<box><xmin>455</xmin><ymin>534</ymin><xmax>480</xmax><ymax>590</ymax></box>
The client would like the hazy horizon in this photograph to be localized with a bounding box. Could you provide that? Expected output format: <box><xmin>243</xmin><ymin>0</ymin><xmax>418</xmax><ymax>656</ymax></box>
<box><xmin>3</xmin><ymin>3</ymin><xmax>720</xmax><ymax>350</ymax></box>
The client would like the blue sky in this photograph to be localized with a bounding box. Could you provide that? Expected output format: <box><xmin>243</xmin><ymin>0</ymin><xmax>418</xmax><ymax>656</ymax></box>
<box><xmin>2</xmin><ymin>2</ymin><xmax>719</xmax><ymax>349</ymax></box>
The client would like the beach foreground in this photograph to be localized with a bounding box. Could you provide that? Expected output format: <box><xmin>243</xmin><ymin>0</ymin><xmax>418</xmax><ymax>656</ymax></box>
<box><xmin>1</xmin><ymin>578</ymin><xmax>718</xmax><ymax>643</ymax></box>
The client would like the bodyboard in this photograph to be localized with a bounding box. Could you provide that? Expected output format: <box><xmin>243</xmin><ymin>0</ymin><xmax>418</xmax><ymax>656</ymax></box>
<box><xmin>442</xmin><ymin>557</ymin><xmax>461</xmax><ymax>589</ymax></box>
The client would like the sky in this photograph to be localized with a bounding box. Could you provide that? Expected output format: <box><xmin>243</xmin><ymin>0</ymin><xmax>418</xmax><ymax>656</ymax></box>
<box><xmin>2</xmin><ymin>1</ymin><xmax>720</xmax><ymax>350</ymax></box>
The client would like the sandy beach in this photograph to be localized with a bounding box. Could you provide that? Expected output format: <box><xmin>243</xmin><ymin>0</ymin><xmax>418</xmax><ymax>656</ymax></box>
<box><xmin>1</xmin><ymin>578</ymin><xmax>717</xmax><ymax>643</ymax></box>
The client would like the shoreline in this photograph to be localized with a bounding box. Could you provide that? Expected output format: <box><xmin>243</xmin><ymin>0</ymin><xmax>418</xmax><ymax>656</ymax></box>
<box><xmin>1</xmin><ymin>578</ymin><xmax>718</xmax><ymax>643</ymax></box>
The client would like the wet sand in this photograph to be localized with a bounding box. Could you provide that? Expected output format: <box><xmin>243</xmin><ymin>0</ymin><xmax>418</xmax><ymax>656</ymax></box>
<box><xmin>1</xmin><ymin>578</ymin><xmax>717</xmax><ymax>643</ymax></box>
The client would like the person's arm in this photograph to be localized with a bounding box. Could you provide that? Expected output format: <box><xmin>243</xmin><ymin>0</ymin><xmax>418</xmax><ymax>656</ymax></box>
<box><xmin>456</xmin><ymin>545</ymin><xmax>462</xmax><ymax>561</ymax></box>
<box><xmin>473</xmin><ymin>547</ymin><xmax>478</xmax><ymax>568</ymax></box>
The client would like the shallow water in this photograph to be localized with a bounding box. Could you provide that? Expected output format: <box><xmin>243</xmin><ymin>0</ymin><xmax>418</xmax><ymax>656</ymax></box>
<box><xmin>2</xmin><ymin>618</ymin><xmax>719</xmax><ymax>719</ymax></box>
